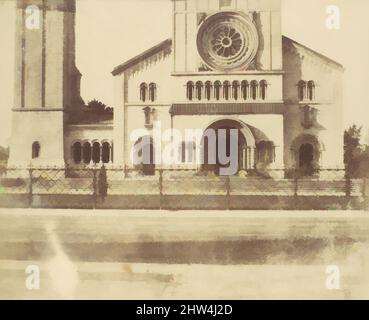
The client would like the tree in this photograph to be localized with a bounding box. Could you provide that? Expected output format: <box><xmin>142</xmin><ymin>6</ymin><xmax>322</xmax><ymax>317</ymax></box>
<box><xmin>86</xmin><ymin>99</ymin><xmax>112</xmax><ymax>113</ymax></box>
<box><xmin>357</xmin><ymin>145</ymin><xmax>369</xmax><ymax>178</ymax></box>
<box><xmin>344</xmin><ymin>125</ymin><xmax>369</xmax><ymax>178</ymax></box>
<box><xmin>0</xmin><ymin>146</ymin><xmax>9</xmax><ymax>161</ymax></box>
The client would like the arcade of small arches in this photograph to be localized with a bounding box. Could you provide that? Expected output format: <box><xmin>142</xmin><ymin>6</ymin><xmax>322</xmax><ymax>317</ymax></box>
<box><xmin>71</xmin><ymin>141</ymin><xmax>113</xmax><ymax>165</ymax></box>
<box><xmin>186</xmin><ymin>80</ymin><xmax>268</xmax><ymax>101</ymax></box>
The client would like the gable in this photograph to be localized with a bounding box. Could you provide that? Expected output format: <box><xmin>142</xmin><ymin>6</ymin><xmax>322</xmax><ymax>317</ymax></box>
<box><xmin>282</xmin><ymin>36</ymin><xmax>344</xmax><ymax>71</ymax></box>
<box><xmin>112</xmin><ymin>36</ymin><xmax>343</xmax><ymax>77</ymax></box>
<box><xmin>112</xmin><ymin>39</ymin><xmax>172</xmax><ymax>76</ymax></box>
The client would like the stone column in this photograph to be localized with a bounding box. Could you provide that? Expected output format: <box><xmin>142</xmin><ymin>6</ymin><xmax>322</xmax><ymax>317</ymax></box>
<box><xmin>89</xmin><ymin>142</ymin><xmax>93</xmax><ymax>165</ymax></box>
<box><xmin>109</xmin><ymin>144</ymin><xmax>114</xmax><ymax>164</ymax></box>
<box><xmin>250</xmin><ymin>147</ymin><xmax>255</xmax><ymax>169</ymax></box>
<box><xmin>242</xmin><ymin>147</ymin><xmax>246</xmax><ymax>170</ymax></box>
<box><xmin>100</xmin><ymin>144</ymin><xmax>103</xmax><ymax>164</ymax></box>
<box><xmin>81</xmin><ymin>145</ymin><xmax>84</xmax><ymax>164</ymax></box>
<box><xmin>246</xmin><ymin>147</ymin><xmax>251</xmax><ymax>170</ymax></box>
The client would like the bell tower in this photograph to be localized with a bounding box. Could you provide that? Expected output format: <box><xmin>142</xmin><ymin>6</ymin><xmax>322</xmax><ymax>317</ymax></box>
<box><xmin>173</xmin><ymin>0</ymin><xmax>282</xmax><ymax>73</ymax></box>
<box><xmin>8</xmin><ymin>0</ymin><xmax>83</xmax><ymax>168</ymax></box>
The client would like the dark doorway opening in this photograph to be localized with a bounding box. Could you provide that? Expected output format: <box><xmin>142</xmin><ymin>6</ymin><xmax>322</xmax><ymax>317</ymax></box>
<box><xmin>299</xmin><ymin>143</ymin><xmax>314</xmax><ymax>176</ymax></box>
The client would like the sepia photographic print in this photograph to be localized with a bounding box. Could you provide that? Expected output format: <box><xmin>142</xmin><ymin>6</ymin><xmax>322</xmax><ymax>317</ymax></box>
<box><xmin>0</xmin><ymin>0</ymin><xmax>369</xmax><ymax>303</ymax></box>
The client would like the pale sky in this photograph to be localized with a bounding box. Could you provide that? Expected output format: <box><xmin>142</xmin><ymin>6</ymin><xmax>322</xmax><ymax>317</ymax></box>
<box><xmin>0</xmin><ymin>0</ymin><xmax>369</xmax><ymax>146</ymax></box>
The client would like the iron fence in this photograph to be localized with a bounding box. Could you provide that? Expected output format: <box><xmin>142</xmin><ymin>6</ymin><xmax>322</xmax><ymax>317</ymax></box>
<box><xmin>0</xmin><ymin>166</ymin><xmax>368</xmax><ymax>209</ymax></box>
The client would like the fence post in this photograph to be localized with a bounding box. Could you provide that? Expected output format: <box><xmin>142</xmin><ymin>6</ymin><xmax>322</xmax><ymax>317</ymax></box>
<box><xmin>159</xmin><ymin>169</ymin><xmax>163</xmax><ymax>209</ymax></box>
<box><xmin>92</xmin><ymin>168</ymin><xmax>98</xmax><ymax>209</ymax></box>
<box><xmin>28</xmin><ymin>167</ymin><xmax>33</xmax><ymax>208</ymax></box>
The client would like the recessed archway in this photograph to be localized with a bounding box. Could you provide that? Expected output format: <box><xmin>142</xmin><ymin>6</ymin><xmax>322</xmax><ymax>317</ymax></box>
<box><xmin>291</xmin><ymin>134</ymin><xmax>323</xmax><ymax>175</ymax></box>
<box><xmin>201</xmin><ymin>119</ymin><xmax>256</xmax><ymax>175</ymax></box>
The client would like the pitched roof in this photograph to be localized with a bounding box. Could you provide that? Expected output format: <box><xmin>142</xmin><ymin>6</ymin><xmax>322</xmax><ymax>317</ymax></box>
<box><xmin>282</xmin><ymin>36</ymin><xmax>344</xmax><ymax>70</ymax></box>
<box><xmin>111</xmin><ymin>39</ymin><xmax>172</xmax><ymax>76</ymax></box>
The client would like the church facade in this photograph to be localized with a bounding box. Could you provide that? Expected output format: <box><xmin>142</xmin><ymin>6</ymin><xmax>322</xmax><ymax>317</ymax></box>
<box><xmin>8</xmin><ymin>0</ymin><xmax>344</xmax><ymax>177</ymax></box>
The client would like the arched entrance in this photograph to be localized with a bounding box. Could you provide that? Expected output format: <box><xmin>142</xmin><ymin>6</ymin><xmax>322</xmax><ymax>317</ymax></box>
<box><xmin>291</xmin><ymin>134</ymin><xmax>323</xmax><ymax>176</ymax></box>
<box><xmin>201</xmin><ymin>119</ymin><xmax>255</xmax><ymax>175</ymax></box>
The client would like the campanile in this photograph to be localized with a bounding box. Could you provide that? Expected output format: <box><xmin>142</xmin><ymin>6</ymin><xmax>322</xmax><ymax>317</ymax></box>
<box><xmin>8</xmin><ymin>0</ymin><xmax>82</xmax><ymax>168</ymax></box>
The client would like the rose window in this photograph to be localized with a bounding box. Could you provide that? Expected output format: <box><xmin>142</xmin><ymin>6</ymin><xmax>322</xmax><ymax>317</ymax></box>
<box><xmin>211</xmin><ymin>26</ymin><xmax>243</xmax><ymax>58</ymax></box>
<box><xmin>197</xmin><ymin>12</ymin><xmax>259</xmax><ymax>71</ymax></box>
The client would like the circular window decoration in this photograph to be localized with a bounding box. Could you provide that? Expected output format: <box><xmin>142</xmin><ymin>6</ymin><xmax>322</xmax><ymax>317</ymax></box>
<box><xmin>197</xmin><ymin>12</ymin><xmax>259</xmax><ymax>72</ymax></box>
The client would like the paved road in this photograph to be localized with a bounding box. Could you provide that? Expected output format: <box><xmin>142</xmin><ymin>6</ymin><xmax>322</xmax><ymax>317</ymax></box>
<box><xmin>0</xmin><ymin>209</ymin><xmax>368</xmax><ymax>299</ymax></box>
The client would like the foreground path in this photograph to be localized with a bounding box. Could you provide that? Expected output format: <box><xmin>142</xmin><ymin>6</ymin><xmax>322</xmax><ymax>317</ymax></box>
<box><xmin>0</xmin><ymin>209</ymin><xmax>368</xmax><ymax>299</ymax></box>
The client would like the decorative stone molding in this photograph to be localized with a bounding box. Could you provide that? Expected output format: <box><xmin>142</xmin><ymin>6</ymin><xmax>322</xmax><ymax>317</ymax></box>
<box><xmin>126</xmin><ymin>47</ymin><xmax>172</xmax><ymax>78</ymax></box>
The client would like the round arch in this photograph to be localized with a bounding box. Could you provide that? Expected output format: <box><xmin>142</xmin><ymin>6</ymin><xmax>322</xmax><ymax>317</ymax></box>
<box><xmin>291</xmin><ymin>134</ymin><xmax>324</xmax><ymax>174</ymax></box>
<box><xmin>202</xmin><ymin>118</ymin><xmax>256</xmax><ymax>173</ymax></box>
<box><xmin>205</xmin><ymin>118</ymin><xmax>256</xmax><ymax>148</ymax></box>
<box><xmin>290</xmin><ymin>134</ymin><xmax>325</xmax><ymax>153</ymax></box>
